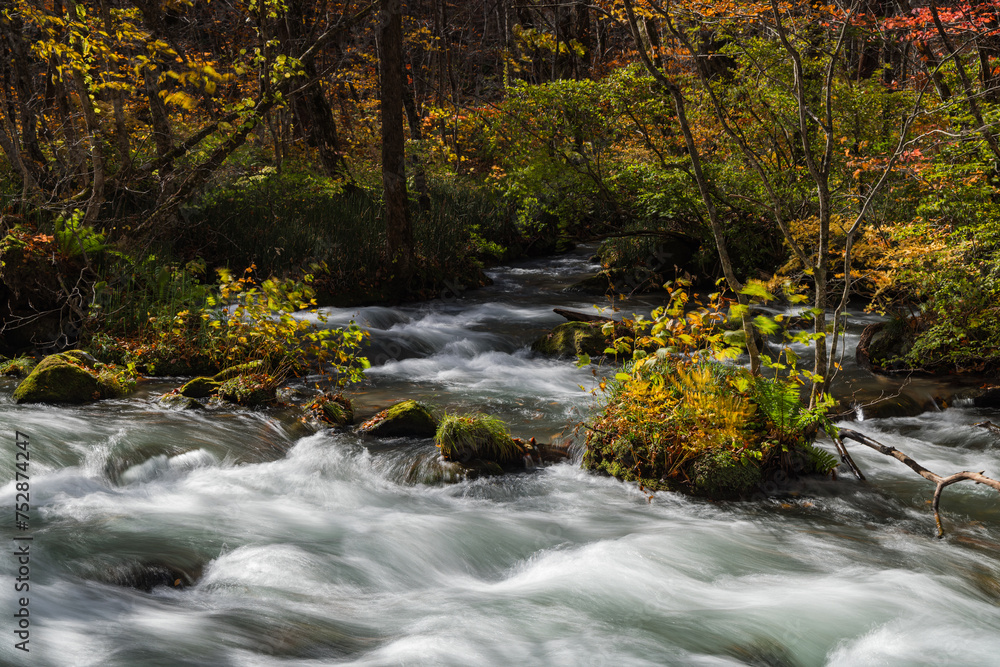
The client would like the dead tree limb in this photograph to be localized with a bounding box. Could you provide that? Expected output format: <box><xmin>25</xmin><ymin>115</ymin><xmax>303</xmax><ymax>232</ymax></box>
<box><xmin>974</xmin><ymin>421</ymin><xmax>1000</xmax><ymax>437</ymax></box>
<box><xmin>553</xmin><ymin>308</ymin><xmax>617</xmax><ymax>323</ymax></box>
<box><xmin>837</xmin><ymin>428</ymin><xmax>1000</xmax><ymax>537</ymax></box>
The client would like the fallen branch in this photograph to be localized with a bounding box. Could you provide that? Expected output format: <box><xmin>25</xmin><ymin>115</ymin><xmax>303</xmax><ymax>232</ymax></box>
<box><xmin>836</xmin><ymin>428</ymin><xmax>1000</xmax><ymax>537</ymax></box>
<box><xmin>974</xmin><ymin>420</ymin><xmax>1000</xmax><ymax>437</ymax></box>
<box><xmin>553</xmin><ymin>308</ymin><xmax>617</xmax><ymax>324</ymax></box>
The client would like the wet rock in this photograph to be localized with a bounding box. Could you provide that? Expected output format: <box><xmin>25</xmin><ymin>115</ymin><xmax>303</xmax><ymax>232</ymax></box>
<box><xmin>358</xmin><ymin>399</ymin><xmax>438</xmax><ymax>438</ymax></box>
<box><xmin>307</xmin><ymin>393</ymin><xmax>354</xmax><ymax>426</ymax></box>
<box><xmin>93</xmin><ymin>560</ymin><xmax>202</xmax><ymax>592</ymax></box>
<box><xmin>566</xmin><ymin>273</ymin><xmax>614</xmax><ymax>295</ymax></box>
<box><xmin>851</xmin><ymin>392</ymin><xmax>938</xmax><ymax>420</ymax></box>
<box><xmin>159</xmin><ymin>393</ymin><xmax>205</xmax><ymax>410</ymax></box>
<box><xmin>974</xmin><ymin>388</ymin><xmax>1000</xmax><ymax>409</ymax></box>
<box><xmin>177</xmin><ymin>376</ymin><xmax>221</xmax><ymax>398</ymax></box>
<box><xmin>13</xmin><ymin>352</ymin><xmax>131</xmax><ymax>404</ymax></box>
<box><xmin>531</xmin><ymin>321</ymin><xmax>609</xmax><ymax>358</ymax></box>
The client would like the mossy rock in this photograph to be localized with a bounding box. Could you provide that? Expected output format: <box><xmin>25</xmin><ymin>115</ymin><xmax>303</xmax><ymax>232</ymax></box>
<box><xmin>307</xmin><ymin>394</ymin><xmax>354</xmax><ymax>426</ymax></box>
<box><xmin>218</xmin><ymin>374</ymin><xmax>277</xmax><ymax>407</ymax></box>
<box><xmin>0</xmin><ymin>356</ymin><xmax>36</xmax><ymax>377</ymax></box>
<box><xmin>13</xmin><ymin>352</ymin><xmax>130</xmax><ymax>404</ymax></box>
<box><xmin>435</xmin><ymin>413</ymin><xmax>523</xmax><ymax>466</ymax></box>
<box><xmin>159</xmin><ymin>393</ymin><xmax>205</xmax><ymax>410</ymax></box>
<box><xmin>178</xmin><ymin>377</ymin><xmax>221</xmax><ymax>399</ymax></box>
<box><xmin>689</xmin><ymin>449</ymin><xmax>764</xmax><ymax>500</ymax></box>
<box><xmin>531</xmin><ymin>321</ymin><xmax>609</xmax><ymax>359</ymax></box>
<box><xmin>358</xmin><ymin>399</ymin><xmax>438</xmax><ymax>438</ymax></box>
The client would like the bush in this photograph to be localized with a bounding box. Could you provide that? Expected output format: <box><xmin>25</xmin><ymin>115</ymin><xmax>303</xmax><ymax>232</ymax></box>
<box><xmin>584</xmin><ymin>284</ymin><xmax>836</xmax><ymax>498</ymax></box>
<box><xmin>88</xmin><ymin>266</ymin><xmax>369</xmax><ymax>386</ymax></box>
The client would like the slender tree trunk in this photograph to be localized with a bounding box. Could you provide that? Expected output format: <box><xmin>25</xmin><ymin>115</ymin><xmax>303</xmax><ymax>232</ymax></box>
<box><xmin>622</xmin><ymin>0</ymin><xmax>761</xmax><ymax>374</ymax></box>
<box><xmin>402</xmin><ymin>79</ymin><xmax>431</xmax><ymax>212</ymax></box>
<box><xmin>380</xmin><ymin>0</ymin><xmax>412</xmax><ymax>274</ymax></box>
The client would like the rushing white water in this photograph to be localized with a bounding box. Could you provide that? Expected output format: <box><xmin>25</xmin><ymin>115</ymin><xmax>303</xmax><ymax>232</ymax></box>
<box><xmin>1</xmin><ymin>248</ymin><xmax>999</xmax><ymax>666</ymax></box>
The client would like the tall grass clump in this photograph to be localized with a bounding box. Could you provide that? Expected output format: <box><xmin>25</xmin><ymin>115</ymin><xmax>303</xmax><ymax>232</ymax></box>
<box><xmin>435</xmin><ymin>413</ymin><xmax>524</xmax><ymax>465</ymax></box>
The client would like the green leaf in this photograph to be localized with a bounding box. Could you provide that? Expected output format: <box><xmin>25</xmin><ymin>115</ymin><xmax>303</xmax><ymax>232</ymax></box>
<box><xmin>753</xmin><ymin>314</ymin><xmax>781</xmax><ymax>335</ymax></box>
<box><xmin>741</xmin><ymin>283</ymin><xmax>775</xmax><ymax>302</ymax></box>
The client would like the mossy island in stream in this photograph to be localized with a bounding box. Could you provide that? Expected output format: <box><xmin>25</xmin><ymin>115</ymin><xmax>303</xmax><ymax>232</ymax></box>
<box><xmin>584</xmin><ymin>359</ymin><xmax>838</xmax><ymax>499</ymax></box>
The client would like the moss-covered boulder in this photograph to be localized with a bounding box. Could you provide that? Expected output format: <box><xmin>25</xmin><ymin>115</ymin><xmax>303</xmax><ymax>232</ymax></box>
<box><xmin>307</xmin><ymin>394</ymin><xmax>354</xmax><ymax>426</ymax></box>
<box><xmin>358</xmin><ymin>400</ymin><xmax>438</xmax><ymax>438</ymax></box>
<box><xmin>177</xmin><ymin>377</ymin><xmax>221</xmax><ymax>398</ymax></box>
<box><xmin>435</xmin><ymin>413</ymin><xmax>524</xmax><ymax>466</ymax></box>
<box><xmin>0</xmin><ymin>356</ymin><xmax>35</xmax><ymax>377</ymax></box>
<box><xmin>531</xmin><ymin>321</ymin><xmax>609</xmax><ymax>358</ymax></box>
<box><xmin>218</xmin><ymin>373</ymin><xmax>277</xmax><ymax>407</ymax></box>
<box><xmin>159</xmin><ymin>394</ymin><xmax>205</xmax><ymax>410</ymax></box>
<box><xmin>13</xmin><ymin>352</ymin><xmax>133</xmax><ymax>404</ymax></box>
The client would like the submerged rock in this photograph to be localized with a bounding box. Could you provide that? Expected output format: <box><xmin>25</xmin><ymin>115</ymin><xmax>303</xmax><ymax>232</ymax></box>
<box><xmin>358</xmin><ymin>400</ymin><xmax>438</xmax><ymax>438</ymax></box>
<box><xmin>307</xmin><ymin>394</ymin><xmax>354</xmax><ymax>426</ymax></box>
<box><xmin>531</xmin><ymin>321</ymin><xmax>609</xmax><ymax>358</ymax></box>
<box><xmin>13</xmin><ymin>352</ymin><xmax>132</xmax><ymax>404</ymax></box>
<box><xmin>85</xmin><ymin>558</ymin><xmax>202</xmax><ymax>592</ymax></box>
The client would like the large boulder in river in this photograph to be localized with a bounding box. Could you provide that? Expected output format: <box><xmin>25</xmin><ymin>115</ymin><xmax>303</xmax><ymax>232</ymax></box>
<box><xmin>358</xmin><ymin>400</ymin><xmax>438</xmax><ymax>438</ymax></box>
<box><xmin>13</xmin><ymin>351</ymin><xmax>132</xmax><ymax>404</ymax></box>
<box><xmin>531</xmin><ymin>321</ymin><xmax>609</xmax><ymax>358</ymax></box>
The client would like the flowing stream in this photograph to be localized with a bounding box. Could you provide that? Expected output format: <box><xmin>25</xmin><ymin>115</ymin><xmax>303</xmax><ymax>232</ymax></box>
<box><xmin>1</xmin><ymin>248</ymin><xmax>999</xmax><ymax>666</ymax></box>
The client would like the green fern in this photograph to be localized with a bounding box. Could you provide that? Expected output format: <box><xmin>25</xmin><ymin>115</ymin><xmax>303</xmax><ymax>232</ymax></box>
<box><xmin>752</xmin><ymin>377</ymin><xmax>803</xmax><ymax>436</ymax></box>
<box><xmin>801</xmin><ymin>442</ymin><xmax>839</xmax><ymax>475</ymax></box>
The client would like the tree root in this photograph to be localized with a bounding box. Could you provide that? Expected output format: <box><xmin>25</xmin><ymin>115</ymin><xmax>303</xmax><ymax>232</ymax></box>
<box><xmin>836</xmin><ymin>428</ymin><xmax>1000</xmax><ymax>538</ymax></box>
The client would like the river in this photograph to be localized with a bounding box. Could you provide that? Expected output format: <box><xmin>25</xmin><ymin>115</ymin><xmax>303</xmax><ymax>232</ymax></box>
<box><xmin>1</xmin><ymin>248</ymin><xmax>999</xmax><ymax>666</ymax></box>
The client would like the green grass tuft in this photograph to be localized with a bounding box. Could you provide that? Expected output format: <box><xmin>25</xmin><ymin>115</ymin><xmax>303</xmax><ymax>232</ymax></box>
<box><xmin>435</xmin><ymin>413</ymin><xmax>523</xmax><ymax>465</ymax></box>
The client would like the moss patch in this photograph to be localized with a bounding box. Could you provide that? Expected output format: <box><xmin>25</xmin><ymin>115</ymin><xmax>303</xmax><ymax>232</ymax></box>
<box><xmin>359</xmin><ymin>400</ymin><xmax>438</xmax><ymax>438</ymax></box>
<box><xmin>218</xmin><ymin>373</ymin><xmax>278</xmax><ymax>407</ymax></box>
<box><xmin>178</xmin><ymin>377</ymin><xmax>221</xmax><ymax>398</ymax></box>
<box><xmin>689</xmin><ymin>449</ymin><xmax>765</xmax><ymax>500</ymax></box>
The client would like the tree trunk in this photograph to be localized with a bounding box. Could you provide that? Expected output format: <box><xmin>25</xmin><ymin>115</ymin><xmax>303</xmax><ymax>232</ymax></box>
<box><xmin>380</xmin><ymin>0</ymin><xmax>413</xmax><ymax>274</ymax></box>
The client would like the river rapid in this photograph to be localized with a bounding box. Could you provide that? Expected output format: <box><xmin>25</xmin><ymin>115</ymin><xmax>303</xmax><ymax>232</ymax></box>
<box><xmin>1</xmin><ymin>248</ymin><xmax>999</xmax><ymax>666</ymax></box>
